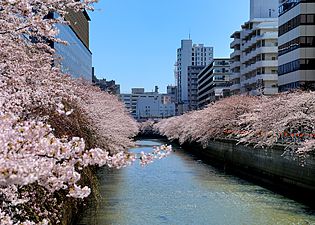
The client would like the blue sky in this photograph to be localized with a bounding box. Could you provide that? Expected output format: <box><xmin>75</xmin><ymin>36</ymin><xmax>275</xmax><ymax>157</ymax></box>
<box><xmin>90</xmin><ymin>0</ymin><xmax>249</xmax><ymax>93</ymax></box>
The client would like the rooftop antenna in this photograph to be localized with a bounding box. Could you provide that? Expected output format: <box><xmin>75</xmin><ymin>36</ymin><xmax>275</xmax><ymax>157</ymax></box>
<box><xmin>189</xmin><ymin>29</ymin><xmax>191</xmax><ymax>40</ymax></box>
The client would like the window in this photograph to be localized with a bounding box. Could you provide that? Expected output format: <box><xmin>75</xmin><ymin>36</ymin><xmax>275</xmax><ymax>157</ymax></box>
<box><xmin>307</xmin><ymin>14</ymin><xmax>315</xmax><ymax>24</ymax></box>
<box><xmin>279</xmin><ymin>14</ymin><xmax>315</xmax><ymax>36</ymax></box>
<box><xmin>301</xmin><ymin>14</ymin><xmax>307</xmax><ymax>23</ymax></box>
<box><xmin>278</xmin><ymin>58</ymin><xmax>315</xmax><ymax>75</ymax></box>
<box><xmin>279</xmin><ymin>36</ymin><xmax>315</xmax><ymax>56</ymax></box>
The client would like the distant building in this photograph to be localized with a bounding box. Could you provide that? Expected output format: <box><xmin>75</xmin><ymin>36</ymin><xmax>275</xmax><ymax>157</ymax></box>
<box><xmin>176</xmin><ymin>40</ymin><xmax>213</xmax><ymax>114</ymax></box>
<box><xmin>198</xmin><ymin>58</ymin><xmax>231</xmax><ymax>109</ymax></box>
<box><xmin>166</xmin><ymin>85</ymin><xmax>177</xmax><ymax>103</ymax></box>
<box><xmin>230</xmin><ymin>0</ymin><xmax>279</xmax><ymax>96</ymax></box>
<box><xmin>278</xmin><ymin>0</ymin><xmax>315</xmax><ymax>91</ymax></box>
<box><xmin>92</xmin><ymin>68</ymin><xmax>120</xmax><ymax>95</ymax></box>
<box><xmin>188</xmin><ymin>66</ymin><xmax>205</xmax><ymax>111</ymax></box>
<box><xmin>53</xmin><ymin>10</ymin><xmax>92</xmax><ymax>81</ymax></box>
<box><xmin>119</xmin><ymin>86</ymin><xmax>175</xmax><ymax>120</ymax></box>
<box><xmin>136</xmin><ymin>96</ymin><xmax>175</xmax><ymax>120</ymax></box>
<box><xmin>93</xmin><ymin>77</ymin><xmax>120</xmax><ymax>95</ymax></box>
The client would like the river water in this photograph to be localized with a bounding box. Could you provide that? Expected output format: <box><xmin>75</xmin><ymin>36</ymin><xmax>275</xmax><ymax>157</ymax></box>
<box><xmin>78</xmin><ymin>139</ymin><xmax>315</xmax><ymax>225</ymax></box>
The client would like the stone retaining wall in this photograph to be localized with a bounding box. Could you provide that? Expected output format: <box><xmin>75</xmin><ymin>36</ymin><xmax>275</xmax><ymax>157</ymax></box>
<box><xmin>181</xmin><ymin>139</ymin><xmax>315</xmax><ymax>205</ymax></box>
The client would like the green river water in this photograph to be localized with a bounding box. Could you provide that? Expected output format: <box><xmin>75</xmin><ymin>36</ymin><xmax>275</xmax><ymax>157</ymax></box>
<box><xmin>77</xmin><ymin>139</ymin><xmax>315</xmax><ymax>225</ymax></box>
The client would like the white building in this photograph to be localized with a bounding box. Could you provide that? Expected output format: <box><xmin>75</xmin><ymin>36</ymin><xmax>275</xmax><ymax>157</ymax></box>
<box><xmin>278</xmin><ymin>0</ymin><xmax>315</xmax><ymax>91</ymax></box>
<box><xmin>198</xmin><ymin>58</ymin><xmax>231</xmax><ymax>109</ymax></box>
<box><xmin>120</xmin><ymin>87</ymin><xmax>175</xmax><ymax>120</ymax></box>
<box><xmin>176</xmin><ymin>40</ymin><xmax>213</xmax><ymax>114</ymax></box>
<box><xmin>136</xmin><ymin>96</ymin><xmax>175</xmax><ymax>120</ymax></box>
<box><xmin>230</xmin><ymin>0</ymin><xmax>279</xmax><ymax>96</ymax></box>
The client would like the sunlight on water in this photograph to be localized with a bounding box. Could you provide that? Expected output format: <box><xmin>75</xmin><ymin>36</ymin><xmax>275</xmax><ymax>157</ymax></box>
<box><xmin>78</xmin><ymin>139</ymin><xmax>315</xmax><ymax>225</ymax></box>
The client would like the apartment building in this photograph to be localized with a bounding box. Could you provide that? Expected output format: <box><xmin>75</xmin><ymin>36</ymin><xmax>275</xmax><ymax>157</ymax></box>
<box><xmin>230</xmin><ymin>0</ymin><xmax>279</xmax><ymax>96</ymax></box>
<box><xmin>278</xmin><ymin>0</ymin><xmax>315</xmax><ymax>91</ymax></box>
<box><xmin>198</xmin><ymin>58</ymin><xmax>231</xmax><ymax>109</ymax></box>
<box><xmin>176</xmin><ymin>40</ymin><xmax>213</xmax><ymax>114</ymax></box>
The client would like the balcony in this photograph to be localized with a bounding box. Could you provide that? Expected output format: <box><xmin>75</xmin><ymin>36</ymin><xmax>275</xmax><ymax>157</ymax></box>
<box><xmin>257</xmin><ymin>33</ymin><xmax>278</xmax><ymax>41</ymax></box>
<box><xmin>243</xmin><ymin>63</ymin><xmax>255</xmax><ymax>74</ymax></box>
<box><xmin>230</xmin><ymin>73</ymin><xmax>241</xmax><ymax>81</ymax></box>
<box><xmin>230</xmin><ymin>50</ymin><xmax>241</xmax><ymax>59</ymax></box>
<box><xmin>243</xmin><ymin>50</ymin><xmax>256</xmax><ymax>63</ymax></box>
<box><xmin>255</xmin><ymin>60</ymin><xmax>278</xmax><ymax>68</ymax></box>
<box><xmin>248</xmin><ymin>87</ymin><xmax>278</xmax><ymax>96</ymax></box>
<box><xmin>243</xmin><ymin>36</ymin><xmax>258</xmax><ymax>50</ymax></box>
<box><xmin>230</xmin><ymin>61</ymin><xmax>241</xmax><ymax>69</ymax></box>
<box><xmin>230</xmin><ymin>39</ymin><xmax>241</xmax><ymax>49</ymax></box>
<box><xmin>230</xmin><ymin>83</ymin><xmax>241</xmax><ymax>91</ymax></box>
<box><xmin>256</xmin><ymin>46</ymin><xmax>278</xmax><ymax>55</ymax></box>
<box><xmin>257</xmin><ymin>74</ymin><xmax>278</xmax><ymax>81</ymax></box>
<box><xmin>263</xmin><ymin>87</ymin><xmax>279</xmax><ymax>95</ymax></box>
<box><xmin>243</xmin><ymin>74</ymin><xmax>277</xmax><ymax>86</ymax></box>
<box><xmin>244</xmin><ymin>47</ymin><xmax>278</xmax><ymax>63</ymax></box>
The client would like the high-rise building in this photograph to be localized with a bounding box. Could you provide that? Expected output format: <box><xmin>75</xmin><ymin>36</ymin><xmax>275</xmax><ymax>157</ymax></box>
<box><xmin>176</xmin><ymin>40</ymin><xmax>213</xmax><ymax>114</ymax></box>
<box><xmin>53</xmin><ymin>10</ymin><xmax>92</xmax><ymax>81</ymax></box>
<box><xmin>278</xmin><ymin>0</ymin><xmax>315</xmax><ymax>92</ymax></box>
<box><xmin>230</xmin><ymin>0</ymin><xmax>279</xmax><ymax>96</ymax></box>
<box><xmin>198</xmin><ymin>58</ymin><xmax>231</xmax><ymax>109</ymax></box>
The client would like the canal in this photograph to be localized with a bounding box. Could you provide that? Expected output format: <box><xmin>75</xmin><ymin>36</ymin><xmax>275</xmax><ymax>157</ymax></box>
<box><xmin>78</xmin><ymin>139</ymin><xmax>315</xmax><ymax>225</ymax></box>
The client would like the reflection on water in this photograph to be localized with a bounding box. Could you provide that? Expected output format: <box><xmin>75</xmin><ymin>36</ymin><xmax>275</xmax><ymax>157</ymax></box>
<box><xmin>77</xmin><ymin>139</ymin><xmax>315</xmax><ymax>225</ymax></box>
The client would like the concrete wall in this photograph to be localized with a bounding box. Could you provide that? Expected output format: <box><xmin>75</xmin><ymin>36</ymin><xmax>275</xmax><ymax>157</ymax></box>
<box><xmin>250</xmin><ymin>0</ymin><xmax>278</xmax><ymax>19</ymax></box>
<box><xmin>182</xmin><ymin>140</ymin><xmax>315</xmax><ymax>195</ymax></box>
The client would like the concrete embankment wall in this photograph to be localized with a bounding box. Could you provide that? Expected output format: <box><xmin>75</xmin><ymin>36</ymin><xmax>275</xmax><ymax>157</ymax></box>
<box><xmin>181</xmin><ymin>139</ymin><xmax>315</xmax><ymax>204</ymax></box>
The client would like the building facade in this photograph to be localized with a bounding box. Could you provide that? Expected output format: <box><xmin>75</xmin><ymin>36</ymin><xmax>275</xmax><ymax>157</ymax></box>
<box><xmin>166</xmin><ymin>85</ymin><xmax>177</xmax><ymax>104</ymax></box>
<box><xmin>92</xmin><ymin>68</ymin><xmax>120</xmax><ymax>95</ymax></box>
<box><xmin>278</xmin><ymin>0</ymin><xmax>315</xmax><ymax>91</ymax></box>
<box><xmin>120</xmin><ymin>87</ymin><xmax>175</xmax><ymax>120</ymax></box>
<box><xmin>187</xmin><ymin>66</ymin><xmax>205</xmax><ymax>111</ymax></box>
<box><xmin>176</xmin><ymin>40</ymin><xmax>213</xmax><ymax>114</ymax></box>
<box><xmin>54</xmin><ymin>10</ymin><xmax>92</xmax><ymax>81</ymax></box>
<box><xmin>136</xmin><ymin>96</ymin><xmax>175</xmax><ymax>120</ymax></box>
<box><xmin>230</xmin><ymin>0</ymin><xmax>279</xmax><ymax>96</ymax></box>
<box><xmin>92</xmin><ymin>77</ymin><xmax>121</xmax><ymax>95</ymax></box>
<box><xmin>198</xmin><ymin>58</ymin><xmax>231</xmax><ymax>109</ymax></box>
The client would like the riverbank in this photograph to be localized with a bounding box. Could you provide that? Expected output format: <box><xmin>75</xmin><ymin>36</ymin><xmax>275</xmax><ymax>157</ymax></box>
<box><xmin>138</xmin><ymin>134</ymin><xmax>315</xmax><ymax>207</ymax></box>
<box><xmin>183</xmin><ymin>140</ymin><xmax>315</xmax><ymax>206</ymax></box>
<box><xmin>64</xmin><ymin>167</ymin><xmax>101</xmax><ymax>225</ymax></box>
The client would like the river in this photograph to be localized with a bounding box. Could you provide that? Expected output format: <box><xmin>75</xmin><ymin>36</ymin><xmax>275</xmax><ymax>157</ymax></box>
<box><xmin>77</xmin><ymin>139</ymin><xmax>315</xmax><ymax>225</ymax></box>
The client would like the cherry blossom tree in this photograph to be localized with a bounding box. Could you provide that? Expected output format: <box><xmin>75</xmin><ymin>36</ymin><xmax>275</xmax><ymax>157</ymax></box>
<box><xmin>0</xmin><ymin>0</ymin><xmax>173</xmax><ymax>224</ymax></box>
<box><xmin>156</xmin><ymin>96</ymin><xmax>260</xmax><ymax>145</ymax></box>
<box><xmin>156</xmin><ymin>92</ymin><xmax>315</xmax><ymax>156</ymax></box>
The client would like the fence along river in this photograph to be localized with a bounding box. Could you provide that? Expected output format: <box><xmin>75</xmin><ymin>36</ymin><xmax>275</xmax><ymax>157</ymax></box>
<box><xmin>78</xmin><ymin>139</ymin><xmax>315</xmax><ymax>225</ymax></box>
